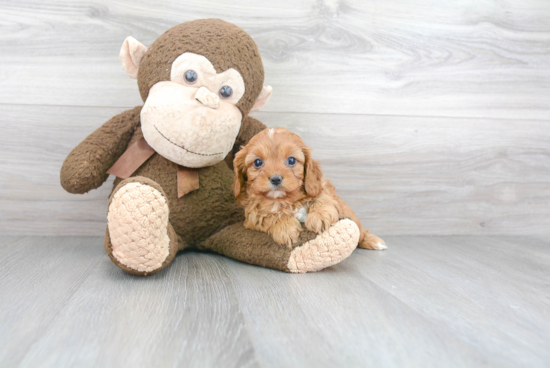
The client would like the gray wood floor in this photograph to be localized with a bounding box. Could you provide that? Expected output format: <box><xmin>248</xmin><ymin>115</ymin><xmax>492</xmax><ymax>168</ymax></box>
<box><xmin>1</xmin><ymin>236</ymin><xmax>549</xmax><ymax>367</ymax></box>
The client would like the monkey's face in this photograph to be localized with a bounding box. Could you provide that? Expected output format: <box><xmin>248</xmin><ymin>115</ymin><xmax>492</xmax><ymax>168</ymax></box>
<box><xmin>141</xmin><ymin>53</ymin><xmax>245</xmax><ymax>168</ymax></box>
<box><xmin>120</xmin><ymin>20</ymin><xmax>273</xmax><ymax>168</ymax></box>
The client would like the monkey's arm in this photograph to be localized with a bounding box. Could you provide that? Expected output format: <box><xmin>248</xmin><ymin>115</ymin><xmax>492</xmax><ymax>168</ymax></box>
<box><xmin>225</xmin><ymin>115</ymin><xmax>267</xmax><ymax>169</ymax></box>
<box><xmin>200</xmin><ymin>219</ymin><xmax>359</xmax><ymax>273</ymax></box>
<box><xmin>60</xmin><ymin>106</ymin><xmax>142</xmax><ymax>194</ymax></box>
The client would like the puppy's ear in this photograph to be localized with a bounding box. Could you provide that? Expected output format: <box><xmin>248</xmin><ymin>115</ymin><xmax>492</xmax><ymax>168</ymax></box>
<box><xmin>303</xmin><ymin>147</ymin><xmax>323</xmax><ymax>197</ymax></box>
<box><xmin>233</xmin><ymin>147</ymin><xmax>248</xmax><ymax>198</ymax></box>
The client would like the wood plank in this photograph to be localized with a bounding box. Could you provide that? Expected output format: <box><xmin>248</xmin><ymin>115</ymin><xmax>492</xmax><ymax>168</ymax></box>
<box><xmin>0</xmin><ymin>104</ymin><xmax>123</xmax><ymax>236</ymax></box>
<box><xmin>262</xmin><ymin>111</ymin><xmax>550</xmax><ymax>236</ymax></box>
<box><xmin>15</xmin><ymin>247</ymin><xmax>259</xmax><ymax>368</ymax></box>
<box><xmin>347</xmin><ymin>235</ymin><xmax>550</xmax><ymax>367</ymax></box>
<box><xmin>221</xmin><ymin>237</ymin><xmax>549</xmax><ymax>367</ymax></box>
<box><xmin>1</xmin><ymin>104</ymin><xmax>549</xmax><ymax>236</ymax></box>
<box><xmin>0</xmin><ymin>236</ymin><xmax>102</xmax><ymax>366</ymax></box>
<box><xmin>1</xmin><ymin>235</ymin><xmax>549</xmax><ymax>366</ymax></box>
<box><xmin>0</xmin><ymin>0</ymin><xmax>549</xmax><ymax>119</ymax></box>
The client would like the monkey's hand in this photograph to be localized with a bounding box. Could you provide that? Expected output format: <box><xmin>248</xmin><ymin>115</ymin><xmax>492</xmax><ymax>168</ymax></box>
<box><xmin>60</xmin><ymin>106</ymin><xmax>142</xmax><ymax>194</ymax></box>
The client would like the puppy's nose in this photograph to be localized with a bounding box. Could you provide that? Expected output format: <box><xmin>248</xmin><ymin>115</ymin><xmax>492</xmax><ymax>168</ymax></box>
<box><xmin>270</xmin><ymin>175</ymin><xmax>282</xmax><ymax>187</ymax></box>
<box><xmin>195</xmin><ymin>86</ymin><xmax>219</xmax><ymax>109</ymax></box>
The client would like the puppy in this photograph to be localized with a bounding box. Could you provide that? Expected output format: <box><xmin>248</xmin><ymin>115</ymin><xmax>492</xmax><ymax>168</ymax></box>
<box><xmin>233</xmin><ymin>127</ymin><xmax>386</xmax><ymax>250</ymax></box>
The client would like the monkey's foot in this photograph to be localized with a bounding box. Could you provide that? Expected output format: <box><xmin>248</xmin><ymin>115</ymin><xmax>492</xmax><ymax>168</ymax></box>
<box><xmin>105</xmin><ymin>177</ymin><xmax>179</xmax><ymax>275</ymax></box>
<box><xmin>287</xmin><ymin>219</ymin><xmax>360</xmax><ymax>273</ymax></box>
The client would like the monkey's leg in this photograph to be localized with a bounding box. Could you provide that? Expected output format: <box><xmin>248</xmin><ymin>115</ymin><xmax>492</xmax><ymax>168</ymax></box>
<box><xmin>200</xmin><ymin>219</ymin><xmax>360</xmax><ymax>273</ymax></box>
<box><xmin>104</xmin><ymin>176</ymin><xmax>186</xmax><ymax>275</ymax></box>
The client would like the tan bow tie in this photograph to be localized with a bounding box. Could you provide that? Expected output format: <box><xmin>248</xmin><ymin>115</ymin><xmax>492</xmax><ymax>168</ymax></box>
<box><xmin>107</xmin><ymin>137</ymin><xmax>199</xmax><ymax>198</ymax></box>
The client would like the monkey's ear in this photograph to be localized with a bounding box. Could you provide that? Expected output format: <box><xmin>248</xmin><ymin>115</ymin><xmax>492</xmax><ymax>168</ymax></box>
<box><xmin>119</xmin><ymin>37</ymin><xmax>148</xmax><ymax>79</ymax></box>
<box><xmin>233</xmin><ymin>148</ymin><xmax>248</xmax><ymax>198</ymax></box>
<box><xmin>249</xmin><ymin>86</ymin><xmax>273</xmax><ymax>112</ymax></box>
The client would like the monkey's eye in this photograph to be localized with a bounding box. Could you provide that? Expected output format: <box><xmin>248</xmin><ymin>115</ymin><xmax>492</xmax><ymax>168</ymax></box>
<box><xmin>219</xmin><ymin>86</ymin><xmax>232</xmax><ymax>98</ymax></box>
<box><xmin>184</xmin><ymin>70</ymin><xmax>198</xmax><ymax>84</ymax></box>
<box><xmin>253</xmin><ymin>158</ymin><xmax>263</xmax><ymax>168</ymax></box>
<box><xmin>287</xmin><ymin>157</ymin><xmax>297</xmax><ymax>166</ymax></box>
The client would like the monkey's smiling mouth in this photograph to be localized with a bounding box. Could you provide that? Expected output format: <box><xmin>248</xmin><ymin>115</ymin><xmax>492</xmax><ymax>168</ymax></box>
<box><xmin>154</xmin><ymin>125</ymin><xmax>223</xmax><ymax>157</ymax></box>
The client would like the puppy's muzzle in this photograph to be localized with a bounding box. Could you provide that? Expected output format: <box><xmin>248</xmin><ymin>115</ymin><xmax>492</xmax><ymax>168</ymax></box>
<box><xmin>270</xmin><ymin>175</ymin><xmax>282</xmax><ymax>187</ymax></box>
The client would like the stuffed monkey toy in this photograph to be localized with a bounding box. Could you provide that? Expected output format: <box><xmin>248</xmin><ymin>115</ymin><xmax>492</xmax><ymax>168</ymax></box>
<box><xmin>60</xmin><ymin>19</ymin><xmax>361</xmax><ymax>275</ymax></box>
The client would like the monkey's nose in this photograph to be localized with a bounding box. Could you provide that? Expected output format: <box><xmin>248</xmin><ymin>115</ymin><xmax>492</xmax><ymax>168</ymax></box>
<box><xmin>270</xmin><ymin>175</ymin><xmax>282</xmax><ymax>187</ymax></box>
<box><xmin>195</xmin><ymin>86</ymin><xmax>219</xmax><ymax>109</ymax></box>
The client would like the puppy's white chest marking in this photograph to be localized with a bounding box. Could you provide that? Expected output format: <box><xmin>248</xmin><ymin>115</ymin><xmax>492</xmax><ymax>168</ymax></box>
<box><xmin>294</xmin><ymin>206</ymin><xmax>308</xmax><ymax>223</ymax></box>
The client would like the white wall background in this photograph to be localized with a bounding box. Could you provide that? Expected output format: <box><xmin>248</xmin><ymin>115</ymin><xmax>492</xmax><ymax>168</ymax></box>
<box><xmin>1</xmin><ymin>0</ymin><xmax>549</xmax><ymax>236</ymax></box>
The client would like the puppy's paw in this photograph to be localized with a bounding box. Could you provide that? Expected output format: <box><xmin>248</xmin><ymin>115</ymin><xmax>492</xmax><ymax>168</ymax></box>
<box><xmin>358</xmin><ymin>233</ymin><xmax>387</xmax><ymax>250</ymax></box>
<box><xmin>272</xmin><ymin>229</ymin><xmax>300</xmax><ymax>247</ymax></box>
<box><xmin>305</xmin><ymin>206</ymin><xmax>339</xmax><ymax>233</ymax></box>
<box><xmin>305</xmin><ymin>211</ymin><xmax>323</xmax><ymax>233</ymax></box>
<box><xmin>270</xmin><ymin>216</ymin><xmax>302</xmax><ymax>247</ymax></box>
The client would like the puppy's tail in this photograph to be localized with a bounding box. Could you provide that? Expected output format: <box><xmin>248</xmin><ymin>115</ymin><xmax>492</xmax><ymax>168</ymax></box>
<box><xmin>357</xmin><ymin>227</ymin><xmax>387</xmax><ymax>250</ymax></box>
<box><xmin>328</xmin><ymin>181</ymin><xmax>387</xmax><ymax>250</ymax></box>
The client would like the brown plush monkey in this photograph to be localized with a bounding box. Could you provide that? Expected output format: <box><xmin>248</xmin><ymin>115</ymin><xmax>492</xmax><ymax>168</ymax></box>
<box><xmin>60</xmin><ymin>19</ymin><xmax>361</xmax><ymax>275</ymax></box>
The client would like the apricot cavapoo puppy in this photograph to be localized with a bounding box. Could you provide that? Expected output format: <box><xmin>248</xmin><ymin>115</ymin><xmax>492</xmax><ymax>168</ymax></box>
<box><xmin>233</xmin><ymin>127</ymin><xmax>386</xmax><ymax>250</ymax></box>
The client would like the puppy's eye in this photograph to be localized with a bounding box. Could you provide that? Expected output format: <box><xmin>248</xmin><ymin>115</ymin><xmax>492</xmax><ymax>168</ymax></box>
<box><xmin>287</xmin><ymin>157</ymin><xmax>297</xmax><ymax>166</ymax></box>
<box><xmin>253</xmin><ymin>158</ymin><xmax>263</xmax><ymax>168</ymax></box>
<box><xmin>220</xmin><ymin>86</ymin><xmax>232</xmax><ymax>98</ymax></box>
<box><xmin>184</xmin><ymin>70</ymin><xmax>198</xmax><ymax>84</ymax></box>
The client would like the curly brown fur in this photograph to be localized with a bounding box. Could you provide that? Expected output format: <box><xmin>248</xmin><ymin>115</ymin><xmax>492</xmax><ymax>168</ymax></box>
<box><xmin>234</xmin><ymin>128</ymin><xmax>386</xmax><ymax>249</ymax></box>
